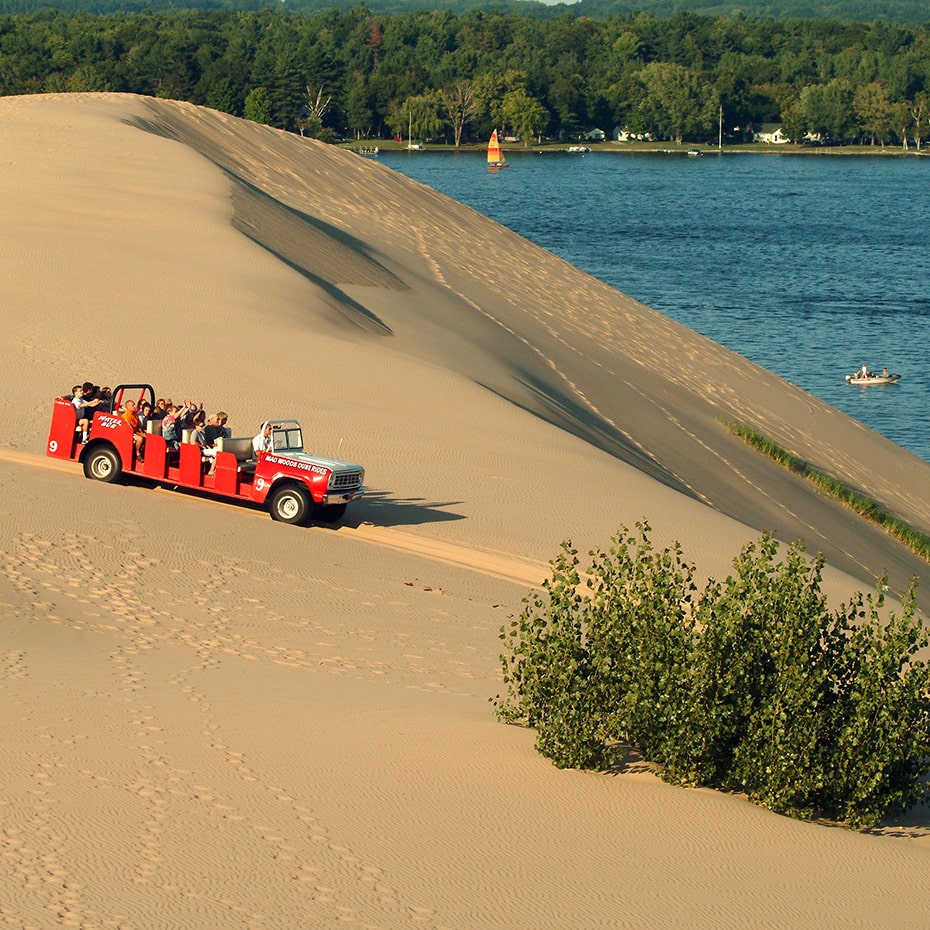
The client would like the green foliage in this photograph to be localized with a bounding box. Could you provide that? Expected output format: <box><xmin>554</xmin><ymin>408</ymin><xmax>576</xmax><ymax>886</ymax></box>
<box><xmin>3</xmin><ymin>8</ymin><xmax>930</xmax><ymax>145</ymax></box>
<box><xmin>4</xmin><ymin>0</ymin><xmax>930</xmax><ymax>26</ymax></box>
<box><xmin>502</xmin><ymin>87</ymin><xmax>548</xmax><ymax>144</ymax></box>
<box><xmin>636</xmin><ymin>61</ymin><xmax>717</xmax><ymax>143</ymax></box>
<box><xmin>495</xmin><ymin>524</ymin><xmax>930</xmax><ymax>829</ymax></box>
<box><xmin>726</xmin><ymin>419</ymin><xmax>930</xmax><ymax>563</ymax></box>
<box><xmin>243</xmin><ymin>85</ymin><xmax>271</xmax><ymax>123</ymax></box>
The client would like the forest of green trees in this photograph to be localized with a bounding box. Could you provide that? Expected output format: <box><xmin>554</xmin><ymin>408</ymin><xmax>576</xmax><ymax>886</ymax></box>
<box><xmin>1</xmin><ymin>5</ymin><xmax>928</xmax><ymax>146</ymax></box>
<box><xmin>3</xmin><ymin>0</ymin><xmax>930</xmax><ymax>26</ymax></box>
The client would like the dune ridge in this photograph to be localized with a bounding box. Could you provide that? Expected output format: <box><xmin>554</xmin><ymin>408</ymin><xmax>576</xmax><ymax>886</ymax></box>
<box><xmin>123</xmin><ymin>94</ymin><xmax>930</xmax><ymax>591</ymax></box>
<box><xmin>1</xmin><ymin>92</ymin><xmax>928</xmax><ymax>929</ymax></box>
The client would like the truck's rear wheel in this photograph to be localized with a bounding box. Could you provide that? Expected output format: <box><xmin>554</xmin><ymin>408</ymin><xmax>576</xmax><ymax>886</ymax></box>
<box><xmin>83</xmin><ymin>446</ymin><xmax>122</xmax><ymax>484</ymax></box>
<box><xmin>269</xmin><ymin>485</ymin><xmax>312</xmax><ymax>525</ymax></box>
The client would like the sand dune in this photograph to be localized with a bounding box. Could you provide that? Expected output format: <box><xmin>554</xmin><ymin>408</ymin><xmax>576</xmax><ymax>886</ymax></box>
<box><xmin>2</xmin><ymin>93</ymin><xmax>929</xmax><ymax>929</ymax></box>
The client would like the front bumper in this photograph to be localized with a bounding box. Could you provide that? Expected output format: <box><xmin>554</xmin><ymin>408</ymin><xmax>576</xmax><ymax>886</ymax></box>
<box><xmin>322</xmin><ymin>486</ymin><xmax>363</xmax><ymax>506</ymax></box>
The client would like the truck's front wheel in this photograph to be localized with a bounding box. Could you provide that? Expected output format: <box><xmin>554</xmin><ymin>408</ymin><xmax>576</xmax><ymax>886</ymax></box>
<box><xmin>83</xmin><ymin>446</ymin><xmax>123</xmax><ymax>484</ymax></box>
<box><xmin>269</xmin><ymin>485</ymin><xmax>312</xmax><ymax>525</ymax></box>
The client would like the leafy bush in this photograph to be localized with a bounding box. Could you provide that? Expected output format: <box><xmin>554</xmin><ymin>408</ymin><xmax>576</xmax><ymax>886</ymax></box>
<box><xmin>495</xmin><ymin>524</ymin><xmax>930</xmax><ymax>829</ymax></box>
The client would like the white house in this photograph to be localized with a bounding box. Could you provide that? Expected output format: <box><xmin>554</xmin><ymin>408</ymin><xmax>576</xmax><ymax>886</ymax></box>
<box><xmin>613</xmin><ymin>126</ymin><xmax>652</xmax><ymax>142</ymax></box>
<box><xmin>753</xmin><ymin>123</ymin><xmax>789</xmax><ymax>144</ymax></box>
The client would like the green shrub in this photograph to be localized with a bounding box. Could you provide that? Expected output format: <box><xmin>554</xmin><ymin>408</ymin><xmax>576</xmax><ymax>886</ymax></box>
<box><xmin>495</xmin><ymin>525</ymin><xmax>930</xmax><ymax>829</ymax></box>
<box><xmin>725</xmin><ymin>419</ymin><xmax>930</xmax><ymax>563</ymax></box>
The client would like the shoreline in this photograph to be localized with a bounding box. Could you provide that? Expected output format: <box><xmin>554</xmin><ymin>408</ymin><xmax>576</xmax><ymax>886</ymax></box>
<box><xmin>347</xmin><ymin>141</ymin><xmax>930</xmax><ymax>157</ymax></box>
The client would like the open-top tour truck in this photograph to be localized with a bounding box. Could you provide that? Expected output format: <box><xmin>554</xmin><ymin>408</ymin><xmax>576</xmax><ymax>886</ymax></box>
<box><xmin>47</xmin><ymin>384</ymin><xmax>365</xmax><ymax>526</ymax></box>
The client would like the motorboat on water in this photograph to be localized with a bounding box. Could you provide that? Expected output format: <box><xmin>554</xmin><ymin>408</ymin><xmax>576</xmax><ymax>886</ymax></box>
<box><xmin>845</xmin><ymin>369</ymin><xmax>902</xmax><ymax>385</ymax></box>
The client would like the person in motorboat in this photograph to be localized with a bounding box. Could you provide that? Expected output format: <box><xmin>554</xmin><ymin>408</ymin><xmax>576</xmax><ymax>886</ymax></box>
<box><xmin>856</xmin><ymin>363</ymin><xmax>869</xmax><ymax>379</ymax></box>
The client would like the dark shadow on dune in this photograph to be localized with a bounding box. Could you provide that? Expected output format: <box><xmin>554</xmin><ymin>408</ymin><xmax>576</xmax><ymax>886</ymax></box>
<box><xmin>483</xmin><ymin>376</ymin><xmax>700</xmax><ymax>501</ymax></box>
<box><xmin>238</xmin><ymin>224</ymin><xmax>395</xmax><ymax>336</ymax></box>
<box><xmin>237</xmin><ymin>181</ymin><xmax>406</xmax><ymax>291</ymax></box>
<box><xmin>123</xmin><ymin>114</ymin><xmax>180</xmax><ymax>143</ymax></box>
<box><xmin>229</xmin><ymin>177</ymin><xmax>398</xmax><ymax>336</ymax></box>
<box><xmin>125</xmin><ymin>478</ymin><xmax>267</xmax><ymax>519</ymax></box>
<box><xmin>344</xmin><ymin>489</ymin><xmax>466</xmax><ymax>528</ymax></box>
<box><xmin>129</xmin><ymin>480</ymin><xmax>462</xmax><ymax>529</ymax></box>
<box><xmin>600</xmin><ymin>743</ymin><xmax>658</xmax><ymax>777</ymax></box>
<box><xmin>125</xmin><ymin>110</ymin><xmax>401</xmax><ymax>336</ymax></box>
<box><xmin>600</xmin><ymin>743</ymin><xmax>930</xmax><ymax>836</ymax></box>
<box><xmin>870</xmin><ymin>800</ymin><xmax>930</xmax><ymax>838</ymax></box>
<box><xmin>868</xmin><ymin>775</ymin><xmax>930</xmax><ymax>837</ymax></box>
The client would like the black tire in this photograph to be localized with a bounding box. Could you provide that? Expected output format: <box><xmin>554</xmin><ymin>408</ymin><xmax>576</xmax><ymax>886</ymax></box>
<box><xmin>83</xmin><ymin>446</ymin><xmax>123</xmax><ymax>484</ymax></box>
<box><xmin>269</xmin><ymin>485</ymin><xmax>312</xmax><ymax>525</ymax></box>
<box><xmin>317</xmin><ymin>503</ymin><xmax>347</xmax><ymax>524</ymax></box>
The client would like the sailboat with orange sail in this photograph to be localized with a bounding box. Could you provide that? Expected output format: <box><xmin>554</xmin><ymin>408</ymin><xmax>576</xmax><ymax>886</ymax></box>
<box><xmin>487</xmin><ymin>129</ymin><xmax>509</xmax><ymax>169</ymax></box>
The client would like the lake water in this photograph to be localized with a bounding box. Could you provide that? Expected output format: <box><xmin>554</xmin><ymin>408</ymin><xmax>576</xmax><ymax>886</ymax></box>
<box><xmin>379</xmin><ymin>149</ymin><xmax>930</xmax><ymax>464</ymax></box>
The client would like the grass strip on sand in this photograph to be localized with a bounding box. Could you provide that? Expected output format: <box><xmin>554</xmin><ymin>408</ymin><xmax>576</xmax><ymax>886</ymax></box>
<box><xmin>726</xmin><ymin>419</ymin><xmax>930</xmax><ymax>564</ymax></box>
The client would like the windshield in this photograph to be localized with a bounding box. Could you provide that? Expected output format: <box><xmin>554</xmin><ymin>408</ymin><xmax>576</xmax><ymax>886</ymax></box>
<box><xmin>271</xmin><ymin>423</ymin><xmax>303</xmax><ymax>453</ymax></box>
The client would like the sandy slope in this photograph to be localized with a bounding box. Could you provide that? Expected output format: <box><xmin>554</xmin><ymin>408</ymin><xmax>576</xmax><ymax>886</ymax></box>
<box><xmin>1</xmin><ymin>93</ymin><xmax>929</xmax><ymax>929</ymax></box>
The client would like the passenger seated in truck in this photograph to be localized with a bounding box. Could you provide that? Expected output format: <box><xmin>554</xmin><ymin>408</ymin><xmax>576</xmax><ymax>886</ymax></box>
<box><xmin>161</xmin><ymin>405</ymin><xmax>181</xmax><ymax>450</ymax></box>
<box><xmin>121</xmin><ymin>399</ymin><xmax>146</xmax><ymax>462</ymax></box>
<box><xmin>68</xmin><ymin>384</ymin><xmax>82</xmax><ymax>408</ymax></box>
<box><xmin>191</xmin><ymin>416</ymin><xmax>219</xmax><ymax>475</ymax></box>
<box><xmin>204</xmin><ymin>413</ymin><xmax>228</xmax><ymax>448</ymax></box>
<box><xmin>69</xmin><ymin>381</ymin><xmax>86</xmax><ymax>403</ymax></box>
<box><xmin>72</xmin><ymin>381</ymin><xmax>100</xmax><ymax>444</ymax></box>
<box><xmin>137</xmin><ymin>401</ymin><xmax>152</xmax><ymax>432</ymax></box>
<box><xmin>177</xmin><ymin>400</ymin><xmax>204</xmax><ymax>432</ymax></box>
<box><xmin>89</xmin><ymin>386</ymin><xmax>111</xmax><ymax>415</ymax></box>
<box><xmin>69</xmin><ymin>384</ymin><xmax>85</xmax><ymax>440</ymax></box>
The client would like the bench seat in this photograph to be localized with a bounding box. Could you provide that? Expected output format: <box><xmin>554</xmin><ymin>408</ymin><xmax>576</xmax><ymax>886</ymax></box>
<box><xmin>216</xmin><ymin>436</ymin><xmax>254</xmax><ymax>465</ymax></box>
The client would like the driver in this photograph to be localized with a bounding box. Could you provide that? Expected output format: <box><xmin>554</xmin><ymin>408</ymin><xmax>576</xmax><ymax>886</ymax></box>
<box><xmin>252</xmin><ymin>421</ymin><xmax>274</xmax><ymax>458</ymax></box>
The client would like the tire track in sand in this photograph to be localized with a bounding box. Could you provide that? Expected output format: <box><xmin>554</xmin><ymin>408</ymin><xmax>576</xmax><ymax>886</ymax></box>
<box><xmin>0</xmin><ymin>448</ymin><xmax>550</xmax><ymax>590</ymax></box>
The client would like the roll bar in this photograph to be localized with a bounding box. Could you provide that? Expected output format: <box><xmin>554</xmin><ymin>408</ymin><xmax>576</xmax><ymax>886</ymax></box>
<box><xmin>109</xmin><ymin>384</ymin><xmax>155</xmax><ymax>413</ymax></box>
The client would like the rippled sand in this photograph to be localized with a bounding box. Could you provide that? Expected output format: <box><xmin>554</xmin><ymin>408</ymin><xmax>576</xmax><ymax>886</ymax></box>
<box><xmin>1</xmin><ymin>93</ymin><xmax>928</xmax><ymax>929</ymax></box>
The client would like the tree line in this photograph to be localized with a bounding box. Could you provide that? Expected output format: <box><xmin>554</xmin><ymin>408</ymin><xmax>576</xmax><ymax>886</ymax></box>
<box><xmin>4</xmin><ymin>0</ymin><xmax>930</xmax><ymax>28</ymax></box>
<box><xmin>1</xmin><ymin>6</ymin><xmax>929</xmax><ymax>145</ymax></box>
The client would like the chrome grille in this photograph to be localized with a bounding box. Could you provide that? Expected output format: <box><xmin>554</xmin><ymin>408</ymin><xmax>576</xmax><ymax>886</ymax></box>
<box><xmin>329</xmin><ymin>471</ymin><xmax>362</xmax><ymax>490</ymax></box>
